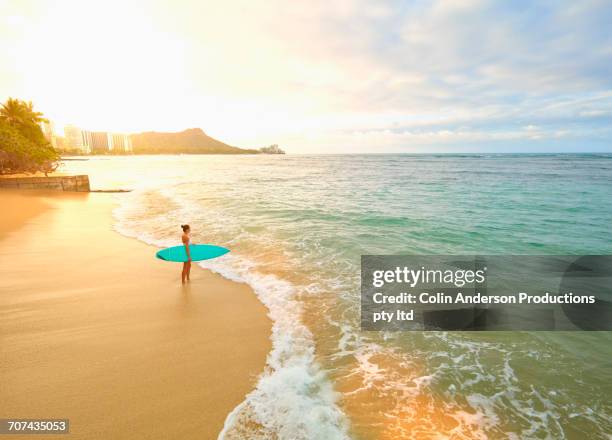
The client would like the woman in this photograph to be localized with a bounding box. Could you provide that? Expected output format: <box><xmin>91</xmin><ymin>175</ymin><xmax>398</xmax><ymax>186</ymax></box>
<box><xmin>181</xmin><ymin>224</ymin><xmax>192</xmax><ymax>284</ymax></box>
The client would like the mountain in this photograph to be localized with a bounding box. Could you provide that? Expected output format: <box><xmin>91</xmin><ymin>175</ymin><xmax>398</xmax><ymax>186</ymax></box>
<box><xmin>130</xmin><ymin>128</ymin><xmax>259</xmax><ymax>154</ymax></box>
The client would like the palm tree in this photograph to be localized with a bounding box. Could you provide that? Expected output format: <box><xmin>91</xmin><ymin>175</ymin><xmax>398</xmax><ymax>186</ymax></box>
<box><xmin>0</xmin><ymin>97</ymin><xmax>48</xmax><ymax>127</ymax></box>
<box><xmin>0</xmin><ymin>98</ymin><xmax>59</xmax><ymax>175</ymax></box>
<box><xmin>1</xmin><ymin>98</ymin><xmax>50</xmax><ymax>146</ymax></box>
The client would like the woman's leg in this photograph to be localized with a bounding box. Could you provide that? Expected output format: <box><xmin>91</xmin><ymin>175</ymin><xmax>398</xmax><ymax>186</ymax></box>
<box><xmin>186</xmin><ymin>261</ymin><xmax>191</xmax><ymax>281</ymax></box>
<box><xmin>182</xmin><ymin>262</ymin><xmax>187</xmax><ymax>284</ymax></box>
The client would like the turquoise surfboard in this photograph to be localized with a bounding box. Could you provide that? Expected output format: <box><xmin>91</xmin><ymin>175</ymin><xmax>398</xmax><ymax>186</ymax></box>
<box><xmin>156</xmin><ymin>244</ymin><xmax>230</xmax><ymax>262</ymax></box>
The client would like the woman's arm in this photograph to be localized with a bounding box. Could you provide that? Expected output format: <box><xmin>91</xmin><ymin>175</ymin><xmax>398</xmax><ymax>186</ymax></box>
<box><xmin>182</xmin><ymin>235</ymin><xmax>192</xmax><ymax>261</ymax></box>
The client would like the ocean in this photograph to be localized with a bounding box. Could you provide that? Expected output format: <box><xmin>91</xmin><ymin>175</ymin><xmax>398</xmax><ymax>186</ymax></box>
<box><xmin>60</xmin><ymin>154</ymin><xmax>612</xmax><ymax>439</ymax></box>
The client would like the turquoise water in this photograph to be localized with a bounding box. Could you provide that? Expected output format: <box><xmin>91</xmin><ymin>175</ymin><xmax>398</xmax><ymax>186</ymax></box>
<box><xmin>62</xmin><ymin>154</ymin><xmax>612</xmax><ymax>439</ymax></box>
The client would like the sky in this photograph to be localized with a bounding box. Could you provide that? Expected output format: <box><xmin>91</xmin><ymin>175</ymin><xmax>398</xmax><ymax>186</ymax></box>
<box><xmin>1</xmin><ymin>0</ymin><xmax>611</xmax><ymax>153</ymax></box>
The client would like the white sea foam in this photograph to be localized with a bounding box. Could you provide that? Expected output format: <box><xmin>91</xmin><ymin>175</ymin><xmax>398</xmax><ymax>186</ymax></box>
<box><xmin>112</xmin><ymin>189</ymin><xmax>350</xmax><ymax>440</ymax></box>
<box><xmin>202</xmin><ymin>256</ymin><xmax>350</xmax><ymax>440</ymax></box>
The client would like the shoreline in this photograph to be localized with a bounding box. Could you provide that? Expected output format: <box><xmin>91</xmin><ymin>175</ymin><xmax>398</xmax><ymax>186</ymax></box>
<box><xmin>0</xmin><ymin>189</ymin><xmax>272</xmax><ymax>439</ymax></box>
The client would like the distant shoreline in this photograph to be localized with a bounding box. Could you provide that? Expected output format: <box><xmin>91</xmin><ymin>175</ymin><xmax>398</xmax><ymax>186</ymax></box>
<box><xmin>58</xmin><ymin>151</ymin><xmax>610</xmax><ymax>157</ymax></box>
<box><xmin>58</xmin><ymin>151</ymin><xmax>285</xmax><ymax>158</ymax></box>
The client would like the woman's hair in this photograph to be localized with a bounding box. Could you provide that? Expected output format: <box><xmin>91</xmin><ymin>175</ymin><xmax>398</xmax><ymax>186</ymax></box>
<box><xmin>181</xmin><ymin>224</ymin><xmax>190</xmax><ymax>232</ymax></box>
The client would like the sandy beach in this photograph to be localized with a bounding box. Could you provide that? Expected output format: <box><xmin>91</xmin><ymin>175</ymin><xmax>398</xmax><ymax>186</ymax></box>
<box><xmin>0</xmin><ymin>190</ymin><xmax>271</xmax><ymax>439</ymax></box>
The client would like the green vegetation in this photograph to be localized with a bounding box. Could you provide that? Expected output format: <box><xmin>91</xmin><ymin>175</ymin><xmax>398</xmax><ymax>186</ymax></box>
<box><xmin>0</xmin><ymin>98</ymin><xmax>59</xmax><ymax>175</ymax></box>
<box><xmin>130</xmin><ymin>128</ymin><xmax>260</xmax><ymax>154</ymax></box>
<box><xmin>259</xmin><ymin>144</ymin><xmax>285</xmax><ymax>154</ymax></box>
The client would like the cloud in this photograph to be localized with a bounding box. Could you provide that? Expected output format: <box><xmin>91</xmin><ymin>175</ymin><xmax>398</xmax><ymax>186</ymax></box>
<box><xmin>1</xmin><ymin>0</ymin><xmax>611</xmax><ymax>151</ymax></box>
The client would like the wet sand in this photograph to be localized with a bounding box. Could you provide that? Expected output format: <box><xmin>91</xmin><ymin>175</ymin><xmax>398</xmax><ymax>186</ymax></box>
<box><xmin>0</xmin><ymin>190</ymin><xmax>271</xmax><ymax>439</ymax></box>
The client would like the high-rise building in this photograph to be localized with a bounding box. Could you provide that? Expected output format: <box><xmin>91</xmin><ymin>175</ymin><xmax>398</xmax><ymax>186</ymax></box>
<box><xmin>90</xmin><ymin>131</ymin><xmax>111</xmax><ymax>152</ymax></box>
<box><xmin>60</xmin><ymin>127</ymin><xmax>132</xmax><ymax>154</ymax></box>
<box><xmin>81</xmin><ymin>130</ymin><xmax>93</xmax><ymax>153</ymax></box>
<box><xmin>40</xmin><ymin>121</ymin><xmax>57</xmax><ymax>148</ymax></box>
<box><xmin>64</xmin><ymin>125</ymin><xmax>92</xmax><ymax>154</ymax></box>
<box><xmin>111</xmin><ymin>133</ymin><xmax>133</xmax><ymax>153</ymax></box>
